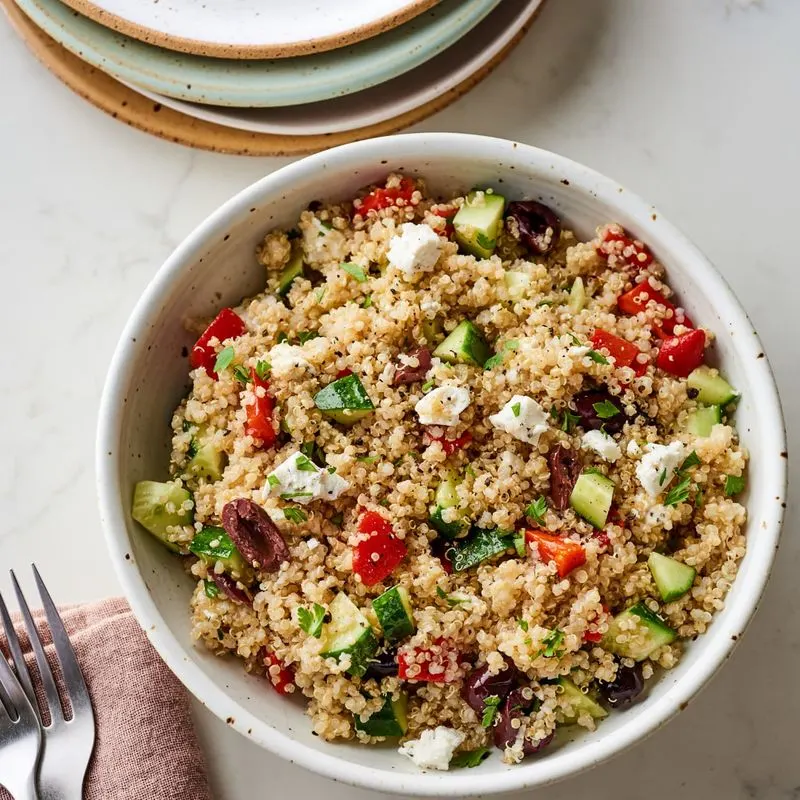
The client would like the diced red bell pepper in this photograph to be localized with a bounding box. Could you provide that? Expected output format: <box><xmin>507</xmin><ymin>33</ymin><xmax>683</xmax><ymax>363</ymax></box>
<box><xmin>352</xmin><ymin>512</ymin><xmax>407</xmax><ymax>585</ymax></box>
<box><xmin>397</xmin><ymin>637</ymin><xmax>463</xmax><ymax>683</ymax></box>
<box><xmin>590</xmin><ymin>329</ymin><xmax>648</xmax><ymax>376</ymax></box>
<box><xmin>263</xmin><ymin>650</ymin><xmax>295</xmax><ymax>695</ymax></box>
<box><xmin>245</xmin><ymin>369</ymin><xmax>277</xmax><ymax>447</ymax></box>
<box><xmin>431</xmin><ymin>205</ymin><xmax>458</xmax><ymax>237</ymax></box>
<box><xmin>422</xmin><ymin>430</ymin><xmax>472</xmax><ymax>455</ymax></box>
<box><xmin>190</xmin><ymin>308</ymin><xmax>247</xmax><ymax>378</ymax></box>
<box><xmin>583</xmin><ymin>605</ymin><xmax>610</xmax><ymax>643</ymax></box>
<box><xmin>597</xmin><ymin>224</ymin><xmax>654</xmax><ymax>270</ymax></box>
<box><xmin>525</xmin><ymin>530</ymin><xmax>586</xmax><ymax>578</ymax></box>
<box><xmin>656</xmin><ymin>328</ymin><xmax>706</xmax><ymax>378</ymax></box>
<box><xmin>617</xmin><ymin>280</ymin><xmax>693</xmax><ymax>337</ymax></box>
<box><xmin>355</xmin><ymin>177</ymin><xmax>416</xmax><ymax>216</ymax></box>
<box><xmin>335</xmin><ymin>368</ymin><xmax>353</xmax><ymax>379</ymax></box>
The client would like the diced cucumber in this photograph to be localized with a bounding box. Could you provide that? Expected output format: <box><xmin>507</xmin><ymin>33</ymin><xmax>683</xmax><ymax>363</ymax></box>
<box><xmin>189</xmin><ymin>526</ymin><xmax>247</xmax><ymax>577</ymax></box>
<box><xmin>354</xmin><ymin>693</ymin><xmax>408</xmax><ymax>737</ymax></box>
<box><xmin>187</xmin><ymin>435</ymin><xmax>227</xmax><ymax>481</ymax></box>
<box><xmin>647</xmin><ymin>552</ymin><xmax>696</xmax><ymax>603</ymax></box>
<box><xmin>372</xmin><ymin>586</ymin><xmax>415</xmax><ymax>643</ymax></box>
<box><xmin>277</xmin><ymin>243</ymin><xmax>305</xmax><ymax>297</ymax></box>
<box><xmin>504</xmin><ymin>270</ymin><xmax>532</xmax><ymax>300</ymax></box>
<box><xmin>433</xmin><ymin>320</ymin><xmax>492</xmax><ymax>367</ymax></box>
<box><xmin>687</xmin><ymin>366</ymin><xmax>738</xmax><ymax>406</ymax></box>
<box><xmin>686</xmin><ymin>404</ymin><xmax>722</xmax><ymax>437</ymax></box>
<box><xmin>449</xmin><ymin>528</ymin><xmax>513</xmax><ymax>572</ymax></box>
<box><xmin>131</xmin><ymin>481</ymin><xmax>193</xmax><ymax>553</ymax></box>
<box><xmin>428</xmin><ymin>475</ymin><xmax>469</xmax><ymax>539</ymax></box>
<box><xmin>421</xmin><ymin>317</ymin><xmax>444</xmax><ymax>345</ymax></box>
<box><xmin>321</xmin><ymin>593</ymin><xmax>379</xmax><ymax>677</ymax></box>
<box><xmin>557</xmin><ymin>677</ymin><xmax>607</xmax><ymax>723</ymax></box>
<box><xmin>453</xmin><ymin>190</ymin><xmax>506</xmax><ymax>259</ymax></box>
<box><xmin>568</xmin><ymin>276</ymin><xmax>586</xmax><ymax>313</ymax></box>
<box><xmin>569</xmin><ymin>471</ymin><xmax>615</xmax><ymax>529</ymax></box>
<box><xmin>512</xmin><ymin>531</ymin><xmax>527</xmax><ymax>557</ymax></box>
<box><xmin>603</xmin><ymin>602</ymin><xmax>677</xmax><ymax>661</ymax></box>
<box><xmin>314</xmin><ymin>374</ymin><xmax>375</xmax><ymax>425</ymax></box>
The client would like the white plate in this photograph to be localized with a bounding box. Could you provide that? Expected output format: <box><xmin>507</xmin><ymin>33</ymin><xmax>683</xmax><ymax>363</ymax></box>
<box><xmin>122</xmin><ymin>0</ymin><xmax>543</xmax><ymax>136</ymax></box>
<box><xmin>56</xmin><ymin>0</ymin><xmax>441</xmax><ymax>59</ymax></box>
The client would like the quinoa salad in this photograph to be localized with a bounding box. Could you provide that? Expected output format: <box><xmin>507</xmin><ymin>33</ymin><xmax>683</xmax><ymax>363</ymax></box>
<box><xmin>132</xmin><ymin>175</ymin><xmax>748</xmax><ymax>771</ymax></box>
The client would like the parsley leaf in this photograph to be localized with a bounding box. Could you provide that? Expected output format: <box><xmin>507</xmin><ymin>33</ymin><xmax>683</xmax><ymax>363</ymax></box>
<box><xmin>267</xmin><ymin>474</ymin><xmax>280</xmax><ymax>488</ymax></box>
<box><xmin>541</xmin><ymin>628</ymin><xmax>565</xmax><ymax>658</ymax></box>
<box><xmin>357</xmin><ymin>455</ymin><xmax>378</xmax><ymax>463</ymax></box>
<box><xmin>341</xmin><ymin>262</ymin><xmax>368</xmax><ymax>283</ymax></box>
<box><xmin>465</xmin><ymin>465</ymin><xmax>477</xmax><ymax>478</ymax></box>
<box><xmin>587</xmin><ymin>350</ymin><xmax>610</xmax><ymax>365</ymax></box>
<box><xmin>300</xmin><ymin>440</ymin><xmax>326</xmax><ymax>467</ymax></box>
<box><xmin>435</xmin><ymin>586</ymin><xmax>468</xmax><ymax>607</ymax></box>
<box><xmin>283</xmin><ymin>507</ymin><xmax>308</xmax><ymax>524</ymax></box>
<box><xmin>475</xmin><ymin>232</ymin><xmax>496</xmax><ymax>251</ymax></box>
<box><xmin>525</xmin><ymin>496</ymin><xmax>548</xmax><ymax>525</ymax></box>
<box><xmin>315</xmin><ymin>286</ymin><xmax>327</xmax><ymax>303</ymax></box>
<box><xmin>680</xmin><ymin>451</ymin><xmax>701</xmax><ymax>472</ymax></box>
<box><xmin>297</xmin><ymin>603</ymin><xmax>326</xmax><ymax>638</ymax></box>
<box><xmin>421</xmin><ymin>379</ymin><xmax>435</xmax><ymax>393</ymax></box>
<box><xmin>204</xmin><ymin>579</ymin><xmax>219</xmax><ymax>599</ymax></box>
<box><xmin>694</xmin><ymin>487</ymin><xmax>704</xmax><ymax>508</ymax></box>
<box><xmin>330</xmin><ymin>512</ymin><xmax>344</xmax><ymax>528</ymax></box>
<box><xmin>659</xmin><ymin>467</ymin><xmax>668</xmax><ymax>486</ymax></box>
<box><xmin>593</xmin><ymin>399</ymin><xmax>620</xmax><ymax>419</ymax></box>
<box><xmin>233</xmin><ymin>365</ymin><xmax>250</xmax><ymax>384</ymax></box>
<box><xmin>276</xmin><ymin>332</ymin><xmax>289</xmax><ymax>344</ymax></box>
<box><xmin>451</xmin><ymin>748</ymin><xmax>491</xmax><ymax>769</ymax></box>
<box><xmin>511</xmin><ymin>402</ymin><xmax>522</xmax><ymax>418</ymax></box>
<box><xmin>483</xmin><ymin>340</ymin><xmax>520</xmax><ymax>370</ymax></box>
<box><xmin>481</xmin><ymin>696</ymin><xmax>502</xmax><ymax>728</ymax></box>
<box><xmin>297</xmin><ymin>330</ymin><xmax>320</xmax><ymax>345</ymax></box>
<box><xmin>664</xmin><ymin>475</ymin><xmax>692</xmax><ymax>506</ymax></box>
<box><xmin>567</xmin><ymin>333</ymin><xmax>583</xmax><ymax>346</ymax></box>
<box><xmin>724</xmin><ymin>474</ymin><xmax>746</xmax><ymax>496</ymax></box>
<box><xmin>560</xmin><ymin>409</ymin><xmax>580</xmax><ymax>433</ymax></box>
<box><xmin>361</xmin><ymin>294</ymin><xmax>373</xmax><ymax>309</ymax></box>
<box><xmin>255</xmin><ymin>360</ymin><xmax>271</xmax><ymax>381</ymax></box>
<box><xmin>214</xmin><ymin>346</ymin><xmax>235</xmax><ymax>373</ymax></box>
<box><xmin>518</xmin><ymin>618</ymin><xmax>529</xmax><ymax>632</ymax></box>
<box><xmin>294</xmin><ymin>454</ymin><xmax>318</xmax><ymax>472</ymax></box>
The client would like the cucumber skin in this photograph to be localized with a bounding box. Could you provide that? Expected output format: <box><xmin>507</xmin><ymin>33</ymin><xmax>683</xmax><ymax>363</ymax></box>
<box><xmin>647</xmin><ymin>552</ymin><xmax>696</xmax><ymax>602</ymax></box>
<box><xmin>322</xmin><ymin>628</ymin><xmax>379</xmax><ymax>677</ymax></box>
<box><xmin>569</xmin><ymin>472</ymin><xmax>615</xmax><ymax>529</ymax></box>
<box><xmin>131</xmin><ymin>481</ymin><xmax>193</xmax><ymax>553</ymax></box>
<box><xmin>433</xmin><ymin>320</ymin><xmax>492</xmax><ymax>367</ymax></box>
<box><xmin>372</xmin><ymin>586</ymin><xmax>415</xmax><ymax>643</ymax></box>
<box><xmin>429</xmin><ymin>506</ymin><xmax>468</xmax><ymax>539</ymax></box>
<box><xmin>557</xmin><ymin>678</ymin><xmax>607</xmax><ymax>723</ymax></box>
<box><xmin>278</xmin><ymin>245</ymin><xmax>304</xmax><ymax>296</ymax></box>
<box><xmin>314</xmin><ymin>374</ymin><xmax>375</xmax><ymax>422</ymax></box>
<box><xmin>354</xmin><ymin>694</ymin><xmax>408</xmax><ymax>737</ymax></box>
<box><xmin>603</xmin><ymin>602</ymin><xmax>677</xmax><ymax>661</ymax></box>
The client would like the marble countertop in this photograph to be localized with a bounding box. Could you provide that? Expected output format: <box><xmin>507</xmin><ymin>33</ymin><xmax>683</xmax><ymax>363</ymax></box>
<box><xmin>1</xmin><ymin>0</ymin><xmax>797</xmax><ymax>797</ymax></box>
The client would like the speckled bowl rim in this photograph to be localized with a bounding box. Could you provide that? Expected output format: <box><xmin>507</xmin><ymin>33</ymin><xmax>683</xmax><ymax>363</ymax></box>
<box><xmin>55</xmin><ymin>0</ymin><xmax>440</xmax><ymax>59</ymax></box>
<box><xmin>97</xmin><ymin>134</ymin><xmax>787</xmax><ymax>796</ymax></box>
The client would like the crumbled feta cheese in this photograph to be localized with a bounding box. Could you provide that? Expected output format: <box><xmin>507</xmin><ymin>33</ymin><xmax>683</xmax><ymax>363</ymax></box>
<box><xmin>268</xmin><ymin>343</ymin><xmax>311</xmax><ymax>377</ymax></box>
<box><xmin>266</xmin><ymin>508</ymin><xmax>285</xmax><ymax>523</ymax></box>
<box><xmin>399</xmin><ymin>726</ymin><xmax>465</xmax><ymax>771</ymax></box>
<box><xmin>420</xmin><ymin>297</ymin><xmax>442</xmax><ymax>317</ymax></box>
<box><xmin>489</xmin><ymin>395</ymin><xmax>549</xmax><ymax>445</ymax></box>
<box><xmin>265</xmin><ymin>451</ymin><xmax>350</xmax><ymax>505</ymax></box>
<box><xmin>306</xmin><ymin>537</ymin><xmax>320</xmax><ymax>551</ymax></box>
<box><xmin>581</xmin><ymin>430</ymin><xmax>622</xmax><ymax>462</ymax></box>
<box><xmin>414</xmin><ymin>386</ymin><xmax>470</xmax><ymax>426</ymax></box>
<box><xmin>626</xmin><ymin>439</ymin><xmax>642</xmax><ymax>457</ymax></box>
<box><xmin>387</xmin><ymin>223</ymin><xmax>442</xmax><ymax>278</ymax></box>
<box><xmin>635</xmin><ymin>441</ymin><xmax>687</xmax><ymax>497</ymax></box>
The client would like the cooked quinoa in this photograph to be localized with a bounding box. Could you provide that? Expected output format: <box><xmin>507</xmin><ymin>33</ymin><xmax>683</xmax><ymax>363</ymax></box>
<box><xmin>132</xmin><ymin>174</ymin><xmax>748</xmax><ymax>769</ymax></box>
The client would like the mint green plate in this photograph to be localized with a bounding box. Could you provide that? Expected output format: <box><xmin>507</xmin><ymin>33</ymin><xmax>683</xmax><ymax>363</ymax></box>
<box><xmin>12</xmin><ymin>0</ymin><xmax>501</xmax><ymax>107</ymax></box>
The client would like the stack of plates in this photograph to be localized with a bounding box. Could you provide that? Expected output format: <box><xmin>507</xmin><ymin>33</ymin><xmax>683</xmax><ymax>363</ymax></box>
<box><xmin>3</xmin><ymin>0</ymin><xmax>545</xmax><ymax>154</ymax></box>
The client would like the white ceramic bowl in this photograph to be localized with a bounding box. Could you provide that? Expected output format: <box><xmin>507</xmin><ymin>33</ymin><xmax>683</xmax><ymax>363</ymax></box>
<box><xmin>97</xmin><ymin>134</ymin><xmax>787</xmax><ymax>796</ymax></box>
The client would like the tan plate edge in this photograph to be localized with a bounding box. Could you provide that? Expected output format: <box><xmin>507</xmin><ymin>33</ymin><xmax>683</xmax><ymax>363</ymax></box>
<box><xmin>50</xmin><ymin>0</ymin><xmax>440</xmax><ymax>59</ymax></box>
<box><xmin>1</xmin><ymin>0</ymin><xmax>544</xmax><ymax>156</ymax></box>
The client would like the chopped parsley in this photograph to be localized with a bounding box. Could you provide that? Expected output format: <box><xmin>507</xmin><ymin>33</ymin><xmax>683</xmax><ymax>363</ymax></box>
<box><xmin>435</xmin><ymin>586</ymin><xmax>469</xmax><ymax>607</ymax></box>
<box><xmin>341</xmin><ymin>262</ymin><xmax>368</xmax><ymax>283</ymax></box>
<box><xmin>213</xmin><ymin>346</ymin><xmax>235</xmax><ymax>374</ymax></box>
<box><xmin>330</xmin><ymin>512</ymin><xmax>344</xmax><ymax>528</ymax></box>
<box><xmin>297</xmin><ymin>603</ymin><xmax>326</xmax><ymax>638</ymax></box>
<box><xmin>451</xmin><ymin>748</ymin><xmax>491</xmax><ymax>769</ymax></box>
<box><xmin>694</xmin><ymin>487</ymin><xmax>704</xmax><ymax>508</ymax></box>
<box><xmin>232</xmin><ymin>365</ymin><xmax>250</xmax><ymax>384</ymax></box>
<box><xmin>421</xmin><ymin>380</ymin><xmax>435</xmax><ymax>393</ymax></box>
<box><xmin>361</xmin><ymin>294</ymin><xmax>373</xmax><ymax>308</ymax></box>
<box><xmin>560</xmin><ymin>409</ymin><xmax>581</xmax><ymax>433</ymax></box>
<box><xmin>680</xmin><ymin>451</ymin><xmax>701</xmax><ymax>472</ymax></box>
<box><xmin>267</xmin><ymin>474</ymin><xmax>280</xmax><ymax>488</ymax></box>
<box><xmin>315</xmin><ymin>286</ymin><xmax>327</xmax><ymax>303</ymax></box>
<box><xmin>525</xmin><ymin>496</ymin><xmax>548</xmax><ymax>525</ymax></box>
<box><xmin>511</xmin><ymin>402</ymin><xmax>522</xmax><ymax>418</ymax></box>
<box><xmin>724</xmin><ymin>474</ymin><xmax>746</xmax><ymax>497</ymax></box>
<box><xmin>297</xmin><ymin>330</ymin><xmax>320</xmax><ymax>345</ymax></box>
<box><xmin>300</xmin><ymin>440</ymin><xmax>325</xmax><ymax>467</ymax></box>
<box><xmin>255</xmin><ymin>360</ymin><xmax>271</xmax><ymax>381</ymax></box>
<box><xmin>540</xmin><ymin>628</ymin><xmax>565</xmax><ymax>658</ymax></box>
<box><xmin>465</xmin><ymin>465</ymin><xmax>477</xmax><ymax>478</ymax></box>
<box><xmin>483</xmin><ymin>339</ymin><xmax>520</xmax><ymax>370</ymax></box>
<box><xmin>659</xmin><ymin>467</ymin><xmax>668</xmax><ymax>486</ymax></box>
<box><xmin>357</xmin><ymin>455</ymin><xmax>378</xmax><ymax>463</ymax></box>
<box><xmin>518</xmin><ymin>618</ymin><xmax>529</xmax><ymax>632</ymax></box>
<box><xmin>664</xmin><ymin>475</ymin><xmax>692</xmax><ymax>507</ymax></box>
<box><xmin>280</xmin><ymin>491</ymin><xmax>314</xmax><ymax>500</ymax></box>
<box><xmin>481</xmin><ymin>695</ymin><xmax>502</xmax><ymax>728</ymax></box>
<box><xmin>276</xmin><ymin>332</ymin><xmax>289</xmax><ymax>344</ymax></box>
<box><xmin>593</xmin><ymin>399</ymin><xmax>620</xmax><ymax>419</ymax></box>
<box><xmin>203</xmin><ymin>579</ymin><xmax>219</xmax><ymax>599</ymax></box>
<box><xmin>587</xmin><ymin>349</ymin><xmax>610</xmax><ymax>365</ymax></box>
<box><xmin>283</xmin><ymin>507</ymin><xmax>308</xmax><ymax>524</ymax></box>
<box><xmin>294</xmin><ymin>454</ymin><xmax>318</xmax><ymax>472</ymax></box>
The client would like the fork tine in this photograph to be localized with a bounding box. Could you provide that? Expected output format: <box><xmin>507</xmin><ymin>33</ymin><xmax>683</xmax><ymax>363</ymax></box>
<box><xmin>0</xmin><ymin>639</ymin><xmax>35</xmax><ymax>723</ymax></box>
<box><xmin>11</xmin><ymin>569</ymin><xmax>63</xmax><ymax>724</ymax></box>
<box><xmin>32</xmin><ymin>565</ymin><xmax>91</xmax><ymax>710</ymax></box>
<box><xmin>0</xmin><ymin>589</ymin><xmax>37</xmax><ymax>707</ymax></box>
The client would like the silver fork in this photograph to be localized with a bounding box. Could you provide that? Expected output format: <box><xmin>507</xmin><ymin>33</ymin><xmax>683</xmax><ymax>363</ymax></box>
<box><xmin>0</xmin><ymin>642</ymin><xmax>41</xmax><ymax>800</ymax></box>
<box><xmin>0</xmin><ymin>566</ymin><xmax>95</xmax><ymax>800</ymax></box>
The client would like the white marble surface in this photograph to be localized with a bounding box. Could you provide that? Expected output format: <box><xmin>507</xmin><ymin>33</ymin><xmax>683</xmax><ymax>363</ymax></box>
<box><xmin>0</xmin><ymin>0</ymin><xmax>797</xmax><ymax>797</ymax></box>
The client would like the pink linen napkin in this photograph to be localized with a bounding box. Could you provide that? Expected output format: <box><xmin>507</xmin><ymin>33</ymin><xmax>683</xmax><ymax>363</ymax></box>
<box><xmin>0</xmin><ymin>597</ymin><xmax>212</xmax><ymax>800</ymax></box>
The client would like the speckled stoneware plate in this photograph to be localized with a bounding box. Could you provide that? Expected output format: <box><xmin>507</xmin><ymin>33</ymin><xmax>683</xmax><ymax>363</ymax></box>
<box><xmin>11</xmin><ymin>0</ymin><xmax>500</xmax><ymax>107</ymax></box>
<box><xmin>0</xmin><ymin>0</ymin><xmax>532</xmax><ymax>156</ymax></box>
<box><xmin>122</xmin><ymin>0</ymin><xmax>545</xmax><ymax>136</ymax></box>
<box><xmin>55</xmin><ymin>0</ymin><xmax>439</xmax><ymax>60</ymax></box>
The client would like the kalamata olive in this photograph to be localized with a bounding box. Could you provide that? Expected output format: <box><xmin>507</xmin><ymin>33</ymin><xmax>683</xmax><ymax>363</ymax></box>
<box><xmin>493</xmin><ymin>689</ymin><xmax>552</xmax><ymax>755</ymax></box>
<box><xmin>547</xmin><ymin>444</ymin><xmax>582</xmax><ymax>511</ymax></box>
<box><xmin>506</xmin><ymin>201</ymin><xmax>562</xmax><ymax>256</ymax></box>
<box><xmin>596</xmin><ymin>662</ymin><xmax>645</xmax><ymax>708</ymax></box>
<box><xmin>393</xmin><ymin>347</ymin><xmax>432</xmax><ymax>386</ymax></box>
<box><xmin>572</xmin><ymin>389</ymin><xmax>627</xmax><ymax>435</ymax></box>
<box><xmin>209</xmin><ymin>572</ymin><xmax>252</xmax><ymax>606</ymax></box>
<box><xmin>222</xmin><ymin>499</ymin><xmax>289</xmax><ymax>572</ymax></box>
<box><xmin>364</xmin><ymin>650</ymin><xmax>399</xmax><ymax>680</ymax></box>
<box><xmin>462</xmin><ymin>659</ymin><xmax>518</xmax><ymax>714</ymax></box>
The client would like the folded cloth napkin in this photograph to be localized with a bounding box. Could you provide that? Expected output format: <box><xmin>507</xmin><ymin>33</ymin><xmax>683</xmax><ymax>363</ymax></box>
<box><xmin>0</xmin><ymin>597</ymin><xmax>213</xmax><ymax>800</ymax></box>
